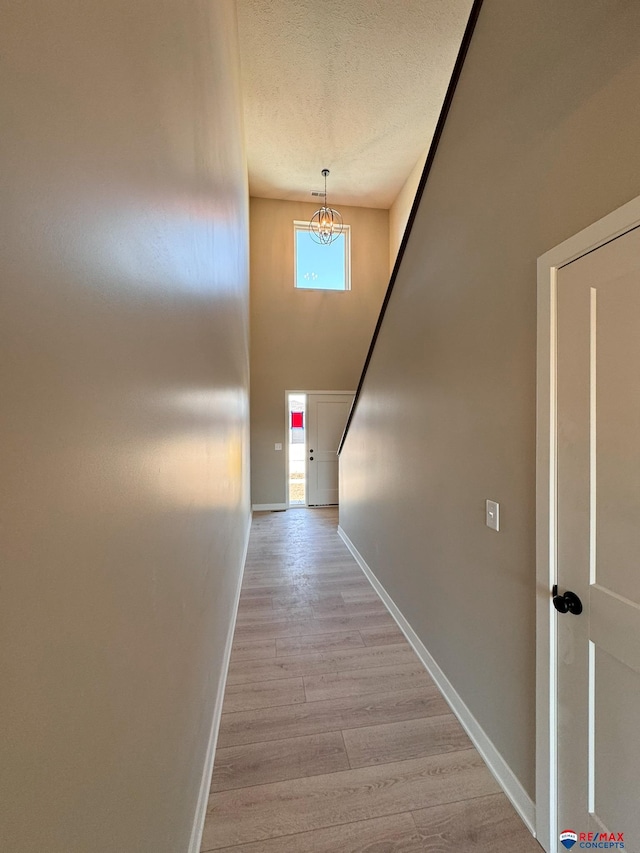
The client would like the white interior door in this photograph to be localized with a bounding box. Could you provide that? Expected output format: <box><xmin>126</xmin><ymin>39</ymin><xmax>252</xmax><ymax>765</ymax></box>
<box><xmin>307</xmin><ymin>393</ymin><xmax>353</xmax><ymax>506</ymax></box>
<box><xmin>555</xmin><ymin>225</ymin><xmax>640</xmax><ymax>850</ymax></box>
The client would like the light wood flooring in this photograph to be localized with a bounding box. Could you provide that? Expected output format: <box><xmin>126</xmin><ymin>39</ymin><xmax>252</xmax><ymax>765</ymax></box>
<box><xmin>201</xmin><ymin>508</ymin><xmax>541</xmax><ymax>852</ymax></box>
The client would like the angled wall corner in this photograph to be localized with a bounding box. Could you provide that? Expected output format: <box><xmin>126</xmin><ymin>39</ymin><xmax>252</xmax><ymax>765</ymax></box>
<box><xmin>388</xmin><ymin>150</ymin><xmax>427</xmax><ymax>275</ymax></box>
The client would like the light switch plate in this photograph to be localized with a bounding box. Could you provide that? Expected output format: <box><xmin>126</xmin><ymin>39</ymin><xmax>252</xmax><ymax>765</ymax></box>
<box><xmin>274</xmin><ymin>443</ymin><xmax>283</xmax><ymax>451</ymax></box>
<box><xmin>486</xmin><ymin>499</ymin><xmax>500</xmax><ymax>531</ymax></box>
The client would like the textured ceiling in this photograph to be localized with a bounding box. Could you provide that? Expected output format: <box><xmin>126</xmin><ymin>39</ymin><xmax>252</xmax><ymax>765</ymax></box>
<box><xmin>236</xmin><ymin>0</ymin><xmax>473</xmax><ymax>209</ymax></box>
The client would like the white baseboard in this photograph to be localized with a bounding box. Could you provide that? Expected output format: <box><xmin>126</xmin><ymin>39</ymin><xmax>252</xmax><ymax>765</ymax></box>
<box><xmin>252</xmin><ymin>503</ymin><xmax>287</xmax><ymax>512</ymax></box>
<box><xmin>188</xmin><ymin>515</ymin><xmax>251</xmax><ymax>853</ymax></box>
<box><xmin>337</xmin><ymin>525</ymin><xmax>537</xmax><ymax>837</ymax></box>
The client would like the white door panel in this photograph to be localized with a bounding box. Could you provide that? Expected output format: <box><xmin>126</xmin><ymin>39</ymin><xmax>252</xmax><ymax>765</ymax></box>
<box><xmin>307</xmin><ymin>394</ymin><xmax>353</xmax><ymax>506</ymax></box>
<box><xmin>556</xmin><ymin>225</ymin><xmax>640</xmax><ymax>848</ymax></box>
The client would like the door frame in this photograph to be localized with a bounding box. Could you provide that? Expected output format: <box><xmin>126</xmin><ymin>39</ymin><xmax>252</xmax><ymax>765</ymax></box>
<box><xmin>536</xmin><ymin>194</ymin><xmax>640</xmax><ymax>853</ymax></box>
<box><xmin>285</xmin><ymin>390</ymin><xmax>355</xmax><ymax>509</ymax></box>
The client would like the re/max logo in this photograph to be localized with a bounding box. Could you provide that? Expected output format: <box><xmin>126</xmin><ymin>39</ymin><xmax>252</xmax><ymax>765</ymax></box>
<box><xmin>560</xmin><ymin>829</ymin><xmax>625</xmax><ymax>850</ymax></box>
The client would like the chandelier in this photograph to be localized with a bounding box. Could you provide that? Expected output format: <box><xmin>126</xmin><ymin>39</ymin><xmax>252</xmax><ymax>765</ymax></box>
<box><xmin>309</xmin><ymin>169</ymin><xmax>343</xmax><ymax>245</ymax></box>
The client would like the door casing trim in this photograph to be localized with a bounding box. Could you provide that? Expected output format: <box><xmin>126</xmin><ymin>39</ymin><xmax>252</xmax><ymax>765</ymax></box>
<box><xmin>536</xmin><ymin>194</ymin><xmax>640</xmax><ymax>853</ymax></box>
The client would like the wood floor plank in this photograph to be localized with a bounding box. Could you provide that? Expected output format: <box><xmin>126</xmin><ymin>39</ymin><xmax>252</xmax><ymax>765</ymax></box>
<box><xmin>311</xmin><ymin>600</ymin><xmax>388</xmax><ymax>618</ymax></box>
<box><xmin>275</xmin><ymin>631</ymin><xmax>364</xmax><ymax>657</ymax></box>
<box><xmin>232</xmin><ymin>611</ymin><xmax>394</xmax><ymax>642</ymax></box>
<box><xmin>305</xmin><ymin>611</ymin><xmax>395</xmax><ymax>635</ymax></box>
<box><xmin>235</xmin><ymin>607</ymin><xmax>314</xmax><ymax>625</ymax></box>
<box><xmin>209</xmin><ymin>731</ymin><xmax>349</xmax><ymax>792</ymax></box>
<box><xmin>411</xmin><ymin>792</ymin><xmax>542</xmax><ymax>852</ymax></box>
<box><xmin>236</xmin><ymin>595</ymin><xmax>273</xmax><ymax>612</ymax></box>
<box><xmin>244</xmin><ymin>557</ymin><xmax>354</xmax><ymax>570</ymax></box>
<box><xmin>217</xmin><ymin>686</ymin><xmax>449</xmax><ymax>748</ymax></box>
<box><xmin>287</xmin><ymin>577</ymin><xmax>372</xmax><ymax>592</ymax></box>
<box><xmin>228</xmin><ymin>638</ymin><xmax>276</xmax><ymax>661</ymax></box>
<box><xmin>239</xmin><ymin>582</ymin><xmax>290</xmax><ymax>595</ymax></box>
<box><xmin>226</xmin><ymin>642</ymin><xmax>418</xmax><ymax>685</ymax></box>
<box><xmin>240</xmin><ymin>576</ymin><xmax>370</xmax><ymax>593</ymax></box>
<box><xmin>340</xmin><ymin>589</ymin><xmax>380</xmax><ymax>604</ymax></box>
<box><xmin>222</xmin><ymin>677</ymin><xmax>305</xmax><ymax>713</ymax></box>
<box><xmin>242</xmin><ymin>570</ymin><xmax>362</xmax><ymax>586</ymax></box>
<box><xmin>204</xmin><ymin>812</ymin><xmax>424</xmax><ymax>853</ymax></box>
<box><xmin>242</xmin><ymin>565</ymin><xmax>363</xmax><ymax>580</ymax></box>
<box><xmin>203</xmin><ymin>750</ymin><xmax>501</xmax><ymax>849</ymax></box>
<box><xmin>271</xmin><ymin>592</ymin><xmax>344</xmax><ymax>610</ymax></box>
<box><xmin>244</xmin><ymin>558</ymin><xmax>360</xmax><ymax>571</ymax></box>
<box><xmin>360</xmin><ymin>624</ymin><xmax>406</xmax><ymax>646</ymax></box>
<box><xmin>240</xmin><ymin>578</ymin><xmax>293</xmax><ymax>591</ymax></box>
<box><xmin>342</xmin><ymin>714</ymin><xmax>471</xmax><ymax>768</ymax></box>
<box><xmin>231</xmin><ymin>619</ymin><xmax>311</xmax><ymax>641</ymax></box>
<box><xmin>238</xmin><ymin>586</ymin><xmax>283</xmax><ymax>599</ymax></box>
<box><xmin>304</xmin><ymin>662</ymin><xmax>433</xmax><ymax>702</ymax></box>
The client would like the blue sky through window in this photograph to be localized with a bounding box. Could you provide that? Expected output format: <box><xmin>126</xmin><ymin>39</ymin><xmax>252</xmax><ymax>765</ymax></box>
<box><xmin>295</xmin><ymin>228</ymin><xmax>347</xmax><ymax>290</ymax></box>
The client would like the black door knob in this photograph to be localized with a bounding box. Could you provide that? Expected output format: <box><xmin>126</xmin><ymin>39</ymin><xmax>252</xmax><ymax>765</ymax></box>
<box><xmin>310</xmin><ymin>457</ymin><xmax>314</xmax><ymax>461</ymax></box>
<box><xmin>552</xmin><ymin>585</ymin><xmax>583</xmax><ymax>615</ymax></box>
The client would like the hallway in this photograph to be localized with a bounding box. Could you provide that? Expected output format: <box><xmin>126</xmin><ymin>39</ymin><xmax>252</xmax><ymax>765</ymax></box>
<box><xmin>201</xmin><ymin>509</ymin><xmax>541</xmax><ymax>852</ymax></box>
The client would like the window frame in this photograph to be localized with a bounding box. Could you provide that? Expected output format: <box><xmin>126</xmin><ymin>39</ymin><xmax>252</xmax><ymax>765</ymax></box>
<box><xmin>293</xmin><ymin>220</ymin><xmax>351</xmax><ymax>292</ymax></box>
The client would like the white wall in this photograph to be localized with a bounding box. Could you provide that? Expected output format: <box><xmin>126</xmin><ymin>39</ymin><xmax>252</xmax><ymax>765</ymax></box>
<box><xmin>340</xmin><ymin>0</ymin><xmax>640</xmax><ymax>800</ymax></box>
<box><xmin>0</xmin><ymin>2</ymin><xmax>250</xmax><ymax>850</ymax></box>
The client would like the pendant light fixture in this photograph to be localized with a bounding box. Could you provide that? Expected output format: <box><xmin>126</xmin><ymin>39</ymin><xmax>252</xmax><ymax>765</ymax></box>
<box><xmin>309</xmin><ymin>169</ymin><xmax>343</xmax><ymax>245</ymax></box>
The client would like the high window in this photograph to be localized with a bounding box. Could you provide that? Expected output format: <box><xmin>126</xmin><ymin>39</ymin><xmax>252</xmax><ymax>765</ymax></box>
<box><xmin>294</xmin><ymin>221</ymin><xmax>351</xmax><ymax>291</ymax></box>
